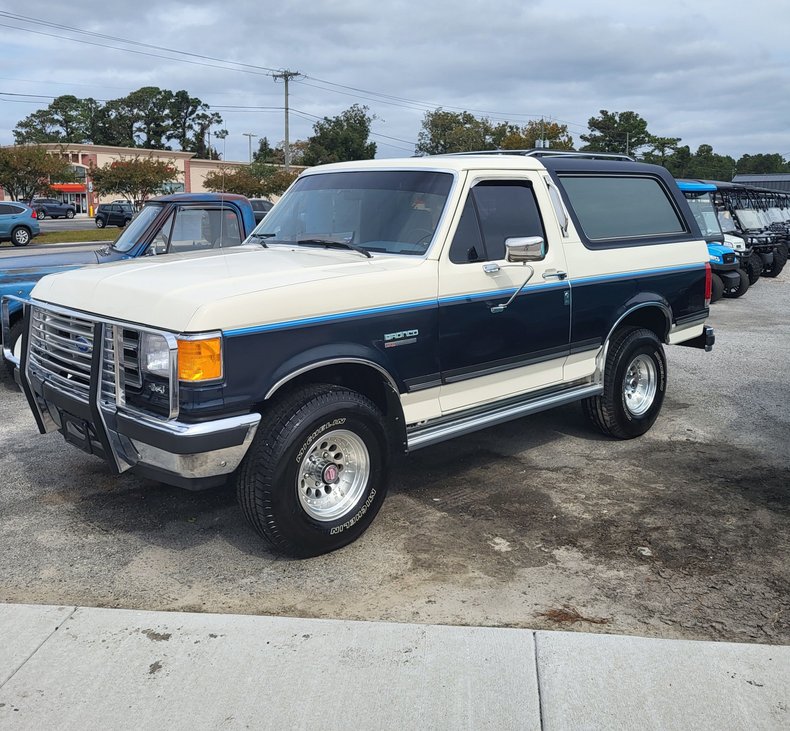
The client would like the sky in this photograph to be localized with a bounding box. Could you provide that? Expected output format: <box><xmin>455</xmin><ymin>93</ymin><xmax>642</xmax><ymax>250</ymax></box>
<box><xmin>1</xmin><ymin>0</ymin><xmax>789</xmax><ymax>163</ymax></box>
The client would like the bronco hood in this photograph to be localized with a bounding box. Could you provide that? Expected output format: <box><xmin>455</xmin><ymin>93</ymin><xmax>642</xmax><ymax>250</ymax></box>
<box><xmin>31</xmin><ymin>245</ymin><xmax>435</xmax><ymax>333</ymax></box>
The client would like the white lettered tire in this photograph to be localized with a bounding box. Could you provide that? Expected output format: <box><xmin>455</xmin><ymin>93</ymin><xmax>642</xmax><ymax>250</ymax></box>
<box><xmin>236</xmin><ymin>384</ymin><xmax>390</xmax><ymax>557</ymax></box>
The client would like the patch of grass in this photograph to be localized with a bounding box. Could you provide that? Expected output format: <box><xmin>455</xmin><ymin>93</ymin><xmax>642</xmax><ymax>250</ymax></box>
<box><xmin>33</xmin><ymin>229</ymin><xmax>120</xmax><ymax>245</ymax></box>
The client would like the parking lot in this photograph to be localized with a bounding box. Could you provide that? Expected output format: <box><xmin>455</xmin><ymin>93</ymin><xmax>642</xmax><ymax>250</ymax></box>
<box><xmin>0</xmin><ymin>278</ymin><xmax>787</xmax><ymax>646</ymax></box>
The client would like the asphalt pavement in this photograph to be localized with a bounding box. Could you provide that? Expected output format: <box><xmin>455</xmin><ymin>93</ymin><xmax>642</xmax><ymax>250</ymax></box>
<box><xmin>0</xmin><ymin>603</ymin><xmax>787</xmax><ymax>730</ymax></box>
<box><xmin>36</xmin><ymin>215</ymin><xmax>96</xmax><ymax>233</ymax></box>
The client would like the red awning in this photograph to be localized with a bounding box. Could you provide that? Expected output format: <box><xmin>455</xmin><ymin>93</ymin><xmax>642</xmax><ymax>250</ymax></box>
<box><xmin>51</xmin><ymin>183</ymin><xmax>86</xmax><ymax>192</ymax></box>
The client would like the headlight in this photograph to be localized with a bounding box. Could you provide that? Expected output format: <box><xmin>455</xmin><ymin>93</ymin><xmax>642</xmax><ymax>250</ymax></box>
<box><xmin>140</xmin><ymin>332</ymin><xmax>171</xmax><ymax>377</ymax></box>
<box><xmin>177</xmin><ymin>335</ymin><xmax>223</xmax><ymax>382</ymax></box>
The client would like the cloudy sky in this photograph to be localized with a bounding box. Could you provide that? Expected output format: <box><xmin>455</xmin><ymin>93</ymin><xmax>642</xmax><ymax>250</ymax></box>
<box><xmin>1</xmin><ymin>0</ymin><xmax>789</xmax><ymax>162</ymax></box>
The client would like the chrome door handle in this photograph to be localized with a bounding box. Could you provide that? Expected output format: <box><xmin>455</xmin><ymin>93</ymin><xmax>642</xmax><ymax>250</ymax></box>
<box><xmin>542</xmin><ymin>269</ymin><xmax>568</xmax><ymax>280</ymax></box>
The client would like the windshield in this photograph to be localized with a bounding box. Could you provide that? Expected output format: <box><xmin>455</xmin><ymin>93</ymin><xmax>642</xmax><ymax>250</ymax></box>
<box><xmin>252</xmin><ymin>170</ymin><xmax>454</xmax><ymax>256</ymax></box>
<box><xmin>112</xmin><ymin>203</ymin><xmax>164</xmax><ymax>252</ymax></box>
<box><xmin>734</xmin><ymin>209</ymin><xmax>763</xmax><ymax>230</ymax></box>
<box><xmin>717</xmin><ymin>209</ymin><xmax>737</xmax><ymax>233</ymax></box>
<box><xmin>684</xmin><ymin>192</ymin><xmax>722</xmax><ymax>238</ymax></box>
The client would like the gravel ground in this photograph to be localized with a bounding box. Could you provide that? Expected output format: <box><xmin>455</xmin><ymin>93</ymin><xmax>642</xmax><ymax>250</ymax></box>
<box><xmin>1</xmin><ymin>276</ymin><xmax>788</xmax><ymax>644</ymax></box>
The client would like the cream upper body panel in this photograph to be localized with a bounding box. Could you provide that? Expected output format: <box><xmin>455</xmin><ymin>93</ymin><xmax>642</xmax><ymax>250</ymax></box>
<box><xmin>31</xmin><ymin>245</ymin><xmax>439</xmax><ymax>333</ymax></box>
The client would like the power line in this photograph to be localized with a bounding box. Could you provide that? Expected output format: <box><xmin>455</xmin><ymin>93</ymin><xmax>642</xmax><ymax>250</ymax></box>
<box><xmin>0</xmin><ymin>13</ymin><xmax>590</xmax><ymax>129</ymax></box>
<box><xmin>0</xmin><ymin>11</ymin><xmax>280</xmax><ymax>76</ymax></box>
<box><xmin>0</xmin><ymin>21</ymin><xmax>275</xmax><ymax>78</ymax></box>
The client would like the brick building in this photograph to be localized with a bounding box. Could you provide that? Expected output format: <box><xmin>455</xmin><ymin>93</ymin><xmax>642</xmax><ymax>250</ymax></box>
<box><xmin>0</xmin><ymin>143</ymin><xmax>249</xmax><ymax>215</ymax></box>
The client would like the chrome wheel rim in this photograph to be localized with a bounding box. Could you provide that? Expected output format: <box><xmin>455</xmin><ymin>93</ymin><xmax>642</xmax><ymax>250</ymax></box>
<box><xmin>297</xmin><ymin>429</ymin><xmax>370</xmax><ymax>522</ymax></box>
<box><xmin>623</xmin><ymin>354</ymin><xmax>657</xmax><ymax>416</ymax></box>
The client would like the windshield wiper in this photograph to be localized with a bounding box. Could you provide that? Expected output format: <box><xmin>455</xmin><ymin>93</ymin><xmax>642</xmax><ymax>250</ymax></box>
<box><xmin>295</xmin><ymin>236</ymin><xmax>372</xmax><ymax>258</ymax></box>
<box><xmin>247</xmin><ymin>232</ymin><xmax>275</xmax><ymax>247</ymax></box>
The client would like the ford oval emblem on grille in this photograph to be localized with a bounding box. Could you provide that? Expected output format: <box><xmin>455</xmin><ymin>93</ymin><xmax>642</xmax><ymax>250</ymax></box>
<box><xmin>74</xmin><ymin>335</ymin><xmax>90</xmax><ymax>353</ymax></box>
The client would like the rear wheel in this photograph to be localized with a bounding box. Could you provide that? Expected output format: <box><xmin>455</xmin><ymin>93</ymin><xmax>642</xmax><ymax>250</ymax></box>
<box><xmin>584</xmin><ymin>327</ymin><xmax>667</xmax><ymax>440</ymax></box>
<box><xmin>236</xmin><ymin>384</ymin><xmax>391</xmax><ymax>557</ymax></box>
<box><xmin>710</xmin><ymin>273</ymin><xmax>724</xmax><ymax>302</ymax></box>
<box><xmin>723</xmin><ymin>269</ymin><xmax>750</xmax><ymax>298</ymax></box>
<box><xmin>36</xmin><ymin>209</ymin><xmax>46</xmax><ymax>220</ymax></box>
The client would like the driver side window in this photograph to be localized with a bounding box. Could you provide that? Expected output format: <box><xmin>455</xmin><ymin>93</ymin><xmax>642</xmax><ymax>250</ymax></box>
<box><xmin>449</xmin><ymin>181</ymin><xmax>546</xmax><ymax>263</ymax></box>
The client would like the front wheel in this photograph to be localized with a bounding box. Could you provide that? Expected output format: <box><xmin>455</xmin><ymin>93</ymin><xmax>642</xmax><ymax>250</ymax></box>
<box><xmin>710</xmin><ymin>273</ymin><xmax>724</xmax><ymax>303</ymax></box>
<box><xmin>95</xmin><ymin>217</ymin><xmax>105</xmax><ymax>229</ymax></box>
<box><xmin>1</xmin><ymin>319</ymin><xmax>24</xmax><ymax>387</ymax></box>
<box><xmin>236</xmin><ymin>384</ymin><xmax>391</xmax><ymax>557</ymax></box>
<box><xmin>11</xmin><ymin>227</ymin><xmax>30</xmax><ymax>246</ymax></box>
<box><xmin>65</xmin><ymin>209</ymin><xmax>75</xmax><ymax>219</ymax></box>
<box><xmin>723</xmin><ymin>268</ymin><xmax>750</xmax><ymax>298</ymax></box>
<box><xmin>745</xmin><ymin>254</ymin><xmax>762</xmax><ymax>284</ymax></box>
<box><xmin>584</xmin><ymin>327</ymin><xmax>667</xmax><ymax>440</ymax></box>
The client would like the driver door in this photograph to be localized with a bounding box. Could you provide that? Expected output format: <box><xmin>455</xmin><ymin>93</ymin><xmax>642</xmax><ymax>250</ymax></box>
<box><xmin>438</xmin><ymin>174</ymin><xmax>570</xmax><ymax>414</ymax></box>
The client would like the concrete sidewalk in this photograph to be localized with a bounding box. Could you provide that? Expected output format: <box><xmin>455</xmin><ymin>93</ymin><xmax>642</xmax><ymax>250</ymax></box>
<box><xmin>0</xmin><ymin>603</ymin><xmax>787</xmax><ymax>730</ymax></box>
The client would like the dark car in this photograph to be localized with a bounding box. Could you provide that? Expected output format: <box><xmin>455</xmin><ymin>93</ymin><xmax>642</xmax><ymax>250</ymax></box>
<box><xmin>249</xmin><ymin>198</ymin><xmax>274</xmax><ymax>224</ymax></box>
<box><xmin>30</xmin><ymin>197</ymin><xmax>76</xmax><ymax>220</ymax></box>
<box><xmin>0</xmin><ymin>202</ymin><xmax>40</xmax><ymax>246</ymax></box>
<box><xmin>95</xmin><ymin>202</ymin><xmax>135</xmax><ymax>228</ymax></box>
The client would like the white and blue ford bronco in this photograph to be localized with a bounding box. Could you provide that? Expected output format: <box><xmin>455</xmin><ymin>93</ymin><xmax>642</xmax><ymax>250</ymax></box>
<box><xmin>5</xmin><ymin>151</ymin><xmax>715</xmax><ymax>556</ymax></box>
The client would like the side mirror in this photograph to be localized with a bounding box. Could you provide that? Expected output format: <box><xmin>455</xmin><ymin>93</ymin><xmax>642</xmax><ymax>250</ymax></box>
<box><xmin>505</xmin><ymin>236</ymin><xmax>546</xmax><ymax>263</ymax></box>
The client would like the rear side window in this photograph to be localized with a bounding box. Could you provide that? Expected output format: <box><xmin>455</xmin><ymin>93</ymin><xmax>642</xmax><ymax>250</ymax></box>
<box><xmin>559</xmin><ymin>175</ymin><xmax>686</xmax><ymax>242</ymax></box>
<box><xmin>0</xmin><ymin>204</ymin><xmax>14</xmax><ymax>215</ymax></box>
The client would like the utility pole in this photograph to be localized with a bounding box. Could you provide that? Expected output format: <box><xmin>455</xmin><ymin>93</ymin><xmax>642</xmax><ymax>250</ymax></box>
<box><xmin>626</xmin><ymin>132</ymin><xmax>630</xmax><ymax>156</ymax></box>
<box><xmin>273</xmin><ymin>69</ymin><xmax>301</xmax><ymax>171</ymax></box>
<box><xmin>242</xmin><ymin>132</ymin><xmax>258</xmax><ymax>163</ymax></box>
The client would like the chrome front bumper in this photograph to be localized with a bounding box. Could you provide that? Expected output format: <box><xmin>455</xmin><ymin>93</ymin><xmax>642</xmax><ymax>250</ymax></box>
<box><xmin>15</xmin><ymin>299</ymin><xmax>260</xmax><ymax>489</ymax></box>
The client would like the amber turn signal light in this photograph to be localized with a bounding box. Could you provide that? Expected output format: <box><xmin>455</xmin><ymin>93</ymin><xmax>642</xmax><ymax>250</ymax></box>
<box><xmin>177</xmin><ymin>337</ymin><xmax>222</xmax><ymax>381</ymax></box>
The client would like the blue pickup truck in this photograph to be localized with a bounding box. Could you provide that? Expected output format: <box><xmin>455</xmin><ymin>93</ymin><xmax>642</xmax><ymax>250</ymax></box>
<box><xmin>1</xmin><ymin>193</ymin><xmax>257</xmax><ymax>382</ymax></box>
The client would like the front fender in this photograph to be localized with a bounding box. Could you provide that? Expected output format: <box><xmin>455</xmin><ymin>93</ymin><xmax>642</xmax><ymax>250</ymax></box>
<box><xmin>263</xmin><ymin>342</ymin><xmax>403</xmax><ymax>399</ymax></box>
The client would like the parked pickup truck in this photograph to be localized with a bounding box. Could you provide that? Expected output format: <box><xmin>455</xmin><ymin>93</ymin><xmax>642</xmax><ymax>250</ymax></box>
<box><xmin>4</xmin><ymin>152</ymin><xmax>714</xmax><ymax>557</ymax></box>
<box><xmin>1</xmin><ymin>193</ymin><xmax>256</xmax><ymax>382</ymax></box>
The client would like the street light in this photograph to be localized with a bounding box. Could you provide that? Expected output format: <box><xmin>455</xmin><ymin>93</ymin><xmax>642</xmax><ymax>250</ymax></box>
<box><xmin>242</xmin><ymin>132</ymin><xmax>258</xmax><ymax>163</ymax></box>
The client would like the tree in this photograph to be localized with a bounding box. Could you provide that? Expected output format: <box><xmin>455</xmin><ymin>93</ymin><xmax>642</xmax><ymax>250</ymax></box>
<box><xmin>736</xmin><ymin>153</ymin><xmax>790</xmax><ymax>175</ymax></box>
<box><xmin>124</xmin><ymin>86</ymin><xmax>174</xmax><ymax>149</ymax></box>
<box><xmin>642</xmin><ymin>136</ymin><xmax>682</xmax><ymax>167</ymax></box>
<box><xmin>492</xmin><ymin>120</ymin><xmax>574</xmax><ymax>150</ymax></box>
<box><xmin>579</xmin><ymin>110</ymin><xmax>652</xmax><ymax>154</ymax></box>
<box><xmin>302</xmin><ymin>105</ymin><xmax>377</xmax><ymax>165</ymax></box>
<box><xmin>0</xmin><ymin>145</ymin><xmax>75</xmax><ymax>201</ymax></box>
<box><xmin>168</xmin><ymin>90</ymin><xmax>207</xmax><ymax>151</ymax></box>
<box><xmin>253</xmin><ymin>136</ymin><xmax>284</xmax><ymax>164</ymax></box>
<box><xmin>686</xmin><ymin>144</ymin><xmax>736</xmax><ymax>181</ymax></box>
<box><xmin>89</xmin><ymin>156</ymin><xmax>179</xmax><ymax>204</ymax></box>
<box><xmin>416</xmin><ymin>109</ymin><xmax>495</xmax><ymax>155</ymax></box>
<box><xmin>204</xmin><ymin>163</ymin><xmax>299</xmax><ymax>198</ymax></box>
<box><xmin>12</xmin><ymin>87</ymin><xmax>222</xmax><ymax>151</ymax></box>
<box><xmin>190</xmin><ymin>110</ymin><xmax>224</xmax><ymax>158</ymax></box>
<box><xmin>13</xmin><ymin>95</ymin><xmax>92</xmax><ymax>144</ymax></box>
<box><xmin>663</xmin><ymin>145</ymin><xmax>693</xmax><ymax>178</ymax></box>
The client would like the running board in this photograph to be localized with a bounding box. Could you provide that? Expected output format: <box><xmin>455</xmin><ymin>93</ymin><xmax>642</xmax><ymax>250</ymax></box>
<box><xmin>406</xmin><ymin>383</ymin><xmax>603</xmax><ymax>451</ymax></box>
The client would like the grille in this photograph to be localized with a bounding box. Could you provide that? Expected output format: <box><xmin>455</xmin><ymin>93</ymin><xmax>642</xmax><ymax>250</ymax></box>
<box><xmin>28</xmin><ymin>308</ymin><xmax>95</xmax><ymax>402</ymax></box>
<box><xmin>100</xmin><ymin>326</ymin><xmax>142</xmax><ymax>407</ymax></box>
<box><xmin>29</xmin><ymin>307</ymin><xmax>142</xmax><ymax>408</ymax></box>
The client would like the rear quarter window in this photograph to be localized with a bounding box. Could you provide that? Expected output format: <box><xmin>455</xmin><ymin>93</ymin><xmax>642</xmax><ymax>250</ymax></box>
<box><xmin>559</xmin><ymin>175</ymin><xmax>687</xmax><ymax>245</ymax></box>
